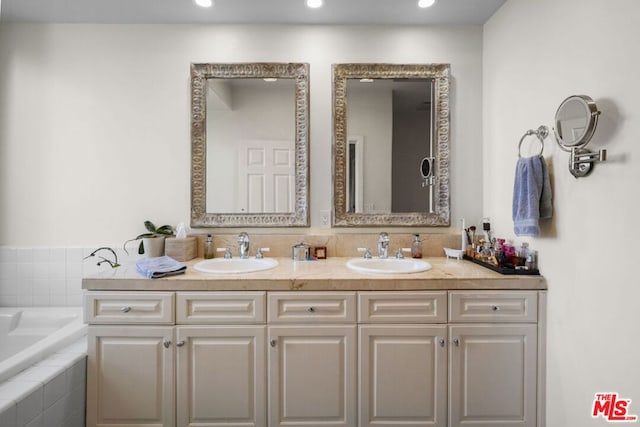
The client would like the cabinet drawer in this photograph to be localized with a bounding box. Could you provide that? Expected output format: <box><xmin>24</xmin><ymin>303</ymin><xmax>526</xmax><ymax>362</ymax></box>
<box><xmin>449</xmin><ymin>291</ymin><xmax>538</xmax><ymax>323</ymax></box>
<box><xmin>358</xmin><ymin>291</ymin><xmax>447</xmax><ymax>323</ymax></box>
<box><xmin>267</xmin><ymin>292</ymin><xmax>357</xmax><ymax>323</ymax></box>
<box><xmin>176</xmin><ymin>292</ymin><xmax>266</xmax><ymax>324</ymax></box>
<box><xmin>84</xmin><ymin>291</ymin><xmax>174</xmax><ymax>324</ymax></box>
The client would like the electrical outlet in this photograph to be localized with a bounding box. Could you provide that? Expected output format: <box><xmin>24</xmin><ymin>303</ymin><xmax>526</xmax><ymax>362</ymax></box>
<box><xmin>319</xmin><ymin>210</ymin><xmax>331</xmax><ymax>228</ymax></box>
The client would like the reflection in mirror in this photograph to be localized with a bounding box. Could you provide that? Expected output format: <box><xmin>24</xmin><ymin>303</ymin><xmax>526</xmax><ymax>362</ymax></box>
<box><xmin>191</xmin><ymin>63</ymin><xmax>309</xmax><ymax>227</ymax></box>
<box><xmin>554</xmin><ymin>95</ymin><xmax>599</xmax><ymax>148</ymax></box>
<box><xmin>333</xmin><ymin>64</ymin><xmax>450</xmax><ymax>227</ymax></box>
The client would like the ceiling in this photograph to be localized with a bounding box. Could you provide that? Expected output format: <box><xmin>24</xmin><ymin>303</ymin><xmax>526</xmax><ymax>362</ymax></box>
<box><xmin>0</xmin><ymin>0</ymin><xmax>507</xmax><ymax>25</ymax></box>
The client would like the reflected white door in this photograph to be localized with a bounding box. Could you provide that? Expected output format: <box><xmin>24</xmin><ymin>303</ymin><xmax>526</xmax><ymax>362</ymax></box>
<box><xmin>238</xmin><ymin>140</ymin><xmax>294</xmax><ymax>213</ymax></box>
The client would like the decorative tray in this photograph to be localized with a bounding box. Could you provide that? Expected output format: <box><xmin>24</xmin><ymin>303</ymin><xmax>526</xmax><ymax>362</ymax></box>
<box><xmin>463</xmin><ymin>255</ymin><xmax>540</xmax><ymax>276</ymax></box>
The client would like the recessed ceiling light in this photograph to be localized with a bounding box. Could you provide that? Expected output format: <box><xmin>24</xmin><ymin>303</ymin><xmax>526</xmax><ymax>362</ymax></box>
<box><xmin>418</xmin><ymin>0</ymin><xmax>436</xmax><ymax>8</ymax></box>
<box><xmin>306</xmin><ymin>0</ymin><xmax>324</xmax><ymax>9</ymax></box>
<box><xmin>194</xmin><ymin>0</ymin><xmax>213</xmax><ymax>8</ymax></box>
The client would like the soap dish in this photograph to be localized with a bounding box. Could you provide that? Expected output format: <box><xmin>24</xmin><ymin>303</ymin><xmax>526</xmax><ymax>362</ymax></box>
<box><xmin>444</xmin><ymin>247</ymin><xmax>464</xmax><ymax>259</ymax></box>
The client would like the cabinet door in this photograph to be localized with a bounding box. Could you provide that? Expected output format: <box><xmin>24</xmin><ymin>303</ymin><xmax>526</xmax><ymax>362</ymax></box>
<box><xmin>269</xmin><ymin>325</ymin><xmax>357</xmax><ymax>427</ymax></box>
<box><xmin>176</xmin><ymin>326</ymin><xmax>267</xmax><ymax>427</ymax></box>
<box><xmin>359</xmin><ymin>325</ymin><xmax>447</xmax><ymax>427</ymax></box>
<box><xmin>86</xmin><ymin>326</ymin><xmax>175</xmax><ymax>427</ymax></box>
<box><xmin>449</xmin><ymin>325</ymin><xmax>537</xmax><ymax>427</ymax></box>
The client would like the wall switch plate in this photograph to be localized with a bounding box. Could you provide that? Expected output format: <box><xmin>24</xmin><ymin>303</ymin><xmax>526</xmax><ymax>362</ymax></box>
<box><xmin>319</xmin><ymin>210</ymin><xmax>331</xmax><ymax>228</ymax></box>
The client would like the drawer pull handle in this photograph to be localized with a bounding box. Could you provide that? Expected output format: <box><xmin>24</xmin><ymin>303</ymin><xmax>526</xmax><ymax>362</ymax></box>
<box><xmin>270</xmin><ymin>339</ymin><xmax>277</xmax><ymax>347</ymax></box>
<box><xmin>453</xmin><ymin>338</ymin><xmax>460</xmax><ymax>347</ymax></box>
<box><xmin>491</xmin><ymin>305</ymin><xmax>499</xmax><ymax>311</ymax></box>
<box><xmin>163</xmin><ymin>340</ymin><xmax>171</xmax><ymax>349</ymax></box>
<box><xmin>439</xmin><ymin>338</ymin><xmax>445</xmax><ymax>348</ymax></box>
<box><xmin>121</xmin><ymin>306</ymin><xmax>132</xmax><ymax>313</ymax></box>
<box><xmin>176</xmin><ymin>340</ymin><xmax>185</xmax><ymax>347</ymax></box>
<box><xmin>307</xmin><ymin>307</ymin><xmax>316</xmax><ymax>313</ymax></box>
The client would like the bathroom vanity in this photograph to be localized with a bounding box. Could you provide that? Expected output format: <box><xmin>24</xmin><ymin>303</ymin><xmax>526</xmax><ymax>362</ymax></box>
<box><xmin>82</xmin><ymin>257</ymin><xmax>546</xmax><ymax>427</ymax></box>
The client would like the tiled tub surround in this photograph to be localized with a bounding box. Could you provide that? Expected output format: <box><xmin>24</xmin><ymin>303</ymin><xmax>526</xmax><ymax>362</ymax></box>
<box><xmin>0</xmin><ymin>337</ymin><xmax>87</xmax><ymax>427</ymax></box>
<box><xmin>0</xmin><ymin>234</ymin><xmax>462</xmax><ymax>305</ymax></box>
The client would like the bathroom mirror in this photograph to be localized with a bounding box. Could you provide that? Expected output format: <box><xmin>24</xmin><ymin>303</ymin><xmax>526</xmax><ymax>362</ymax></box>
<box><xmin>191</xmin><ymin>63</ymin><xmax>310</xmax><ymax>227</ymax></box>
<box><xmin>332</xmin><ymin>63</ymin><xmax>450</xmax><ymax>227</ymax></box>
<box><xmin>554</xmin><ymin>95</ymin><xmax>599</xmax><ymax>149</ymax></box>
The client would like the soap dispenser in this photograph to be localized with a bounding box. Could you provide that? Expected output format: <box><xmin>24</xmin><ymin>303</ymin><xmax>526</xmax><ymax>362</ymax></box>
<box><xmin>411</xmin><ymin>234</ymin><xmax>423</xmax><ymax>259</ymax></box>
<box><xmin>204</xmin><ymin>234</ymin><xmax>214</xmax><ymax>259</ymax></box>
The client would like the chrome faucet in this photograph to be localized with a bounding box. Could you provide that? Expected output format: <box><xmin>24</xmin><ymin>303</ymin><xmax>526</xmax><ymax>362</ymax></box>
<box><xmin>238</xmin><ymin>232</ymin><xmax>250</xmax><ymax>259</ymax></box>
<box><xmin>377</xmin><ymin>232</ymin><xmax>390</xmax><ymax>259</ymax></box>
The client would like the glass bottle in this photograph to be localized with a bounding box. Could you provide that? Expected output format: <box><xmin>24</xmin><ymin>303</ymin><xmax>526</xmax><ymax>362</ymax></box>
<box><xmin>204</xmin><ymin>234</ymin><xmax>214</xmax><ymax>259</ymax></box>
<box><xmin>411</xmin><ymin>234</ymin><xmax>423</xmax><ymax>259</ymax></box>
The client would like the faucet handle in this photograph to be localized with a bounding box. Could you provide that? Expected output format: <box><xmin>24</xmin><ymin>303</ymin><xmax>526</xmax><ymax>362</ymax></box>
<box><xmin>378</xmin><ymin>232</ymin><xmax>389</xmax><ymax>242</ymax></box>
<box><xmin>217</xmin><ymin>247</ymin><xmax>232</xmax><ymax>259</ymax></box>
<box><xmin>357</xmin><ymin>247</ymin><xmax>373</xmax><ymax>259</ymax></box>
<box><xmin>255</xmin><ymin>247</ymin><xmax>270</xmax><ymax>259</ymax></box>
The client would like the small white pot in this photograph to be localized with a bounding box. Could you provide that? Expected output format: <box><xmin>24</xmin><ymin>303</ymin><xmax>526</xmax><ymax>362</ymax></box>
<box><xmin>143</xmin><ymin>236</ymin><xmax>166</xmax><ymax>257</ymax></box>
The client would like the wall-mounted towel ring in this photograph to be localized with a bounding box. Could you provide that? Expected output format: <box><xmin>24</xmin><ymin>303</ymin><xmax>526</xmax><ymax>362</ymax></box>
<box><xmin>518</xmin><ymin>125</ymin><xmax>549</xmax><ymax>158</ymax></box>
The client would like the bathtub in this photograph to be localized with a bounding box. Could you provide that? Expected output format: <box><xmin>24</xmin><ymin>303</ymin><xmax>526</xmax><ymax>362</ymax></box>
<box><xmin>0</xmin><ymin>306</ymin><xmax>87</xmax><ymax>384</ymax></box>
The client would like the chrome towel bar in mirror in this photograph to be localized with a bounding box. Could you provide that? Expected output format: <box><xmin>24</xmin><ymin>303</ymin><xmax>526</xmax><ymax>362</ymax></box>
<box><xmin>553</xmin><ymin>95</ymin><xmax>607</xmax><ymax>178</ymax></box>
<box><xmin>518</xmin><ymin>125</ymin><xmax>549</xmax><ymax>158</ymax></box>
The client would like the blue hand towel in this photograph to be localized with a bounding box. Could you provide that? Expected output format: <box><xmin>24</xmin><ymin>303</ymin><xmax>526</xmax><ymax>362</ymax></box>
<box><xmin>136</xmin><ymin>255</ymin><xmax>187</xmax><ymax>279</ymax></box>
<box><xmin>512</xmin><ymin>155</ymin><xmax>552</xmax><ymax>237</ymax></box>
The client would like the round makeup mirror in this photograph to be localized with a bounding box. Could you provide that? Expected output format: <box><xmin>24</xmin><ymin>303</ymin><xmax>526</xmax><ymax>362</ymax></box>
<box><xmin>554</xmin><ymin>95</ymin><xmax>600</xmax><ymax>150</ymax></box>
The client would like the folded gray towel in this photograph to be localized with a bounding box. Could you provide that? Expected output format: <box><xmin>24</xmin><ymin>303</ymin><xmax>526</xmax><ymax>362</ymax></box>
<box><xmin>136</xmin><ymin>255</ymin><xmax>187</xmax><ymax>279</ymax></box>
<box><xmin>512</xmin><ymin>155</ymin><xmax>552</xmax><ymax>237</ymax></box>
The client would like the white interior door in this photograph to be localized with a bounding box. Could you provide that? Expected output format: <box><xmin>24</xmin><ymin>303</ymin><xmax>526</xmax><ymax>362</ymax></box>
<box><xmin>238</xmin><ymin>140</ymin><xmax>294</xmax><ymax>213</ymax></box>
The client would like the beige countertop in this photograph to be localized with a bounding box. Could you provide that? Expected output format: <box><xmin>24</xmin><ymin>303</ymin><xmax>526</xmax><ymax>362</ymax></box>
<box><xmin>82</xmin><ymin>257</ymin><xmax>546</xmax><ymax>291</ymax></box>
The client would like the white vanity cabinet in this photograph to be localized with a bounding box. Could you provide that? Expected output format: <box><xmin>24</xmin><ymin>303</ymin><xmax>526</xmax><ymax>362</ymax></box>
<box><xmin>448</xmin><ymin>291</ymin><xmax>540</xmax><ymax>427</ymax></box>
<box><xmin>84</xmin><ymin>288</ymin><xmax>545</xmax><ymax>427</ymax></box>
<box><xmin>85</xmin><ymin>291</ymin><xmax>267</xmax><ymax>427</ymax></box>
<box><xmin>267</xmin><ymin>292</ymin><xmax>358</xmax><ymax>427</ymax></box>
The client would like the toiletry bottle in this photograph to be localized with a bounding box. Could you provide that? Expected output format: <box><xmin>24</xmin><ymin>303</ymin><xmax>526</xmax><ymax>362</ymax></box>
<box><xmin>411</xmin><ymin>234</ymin><xmax>423</xmax><ymax>259</ymax></box>
<box><xmin>204</xmin><ymin>234</ymin><xmax>214</xmax><ymax>259</ymax></box>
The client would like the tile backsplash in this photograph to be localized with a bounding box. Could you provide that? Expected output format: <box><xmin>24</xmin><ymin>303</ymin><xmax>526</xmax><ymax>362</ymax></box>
<box><xmin>0</xmin><ymin>233</ymin><xmax>460</xmax><ymax>307</ymax></box>
<box><xmin>0</xmin><ymin>246</ymin><xmax>136</xmax><ymax>307</ymax></box>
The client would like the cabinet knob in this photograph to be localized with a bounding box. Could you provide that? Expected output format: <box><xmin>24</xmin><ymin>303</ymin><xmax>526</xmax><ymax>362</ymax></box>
<box><xmin>491</xmin><ymin>305</ymin><xmax>499</xmax><ymax>311</ymax></box>
<box><xmin>439</xmin><ymin>338</ymin><xmax>445</xmax><ymax>348</ymax></box>
<box><xmin>270</xmin><ymin>339</ymin><xmax>277</xmax><ymax>347</ymax></box>
<box><xmin>307</xmin><ymin>307</ymin><xmax>316</xmax><ymax>313</ymax></box>
<box><xmin>120</xmin><ymin>306</ymin><xmax>131</xmax><ymax>313</ymax></box>
<box><xmin>163</xmin><ymin>340</ymin><xmax>171</xmax><ymax>349</ymax></box>
<box><xmin>453</xmin><ymin>338</ymin><xmax>460</xmax><ymax>347</ymax></box>
<box><xmin>176</xmin><ymin>340</ymin><xmax>185</xmax><ymax>347</ymax></box>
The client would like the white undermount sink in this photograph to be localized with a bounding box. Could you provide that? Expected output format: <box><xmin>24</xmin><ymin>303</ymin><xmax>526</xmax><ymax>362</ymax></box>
<box><xmin>194</xmin><ymin>258</ymin><xmax>279</xmax><ymax>274</ymax></box>
<box><xmin>346</xmin><ymin>257</ymin><xmax>432</xmax><ymax>274</ymax></box>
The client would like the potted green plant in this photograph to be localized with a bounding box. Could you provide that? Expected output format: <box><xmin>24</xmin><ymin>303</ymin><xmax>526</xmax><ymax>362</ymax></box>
<box><xmin>124</xmin><ymin>220</ymin><xmax>175</xmax><ymax>257</ymax></box>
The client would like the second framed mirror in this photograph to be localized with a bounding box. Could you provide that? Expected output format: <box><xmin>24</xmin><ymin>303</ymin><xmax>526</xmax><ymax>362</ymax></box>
<box><xmin>332</xmin><ymin>63</ymin><xmax>450</xmax><ymax>227</ymax></box>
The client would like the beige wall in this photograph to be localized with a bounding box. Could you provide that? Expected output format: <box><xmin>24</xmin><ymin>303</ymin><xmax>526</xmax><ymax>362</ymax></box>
<box><xmin>0</xmin><ymin>24</ymin><xmax>483</xmax><ymax>245</ymax></box>
<box><xmin>484</xmin><ymin>0</ymin><xmax>640</xmax><ymax>424</ymax></box>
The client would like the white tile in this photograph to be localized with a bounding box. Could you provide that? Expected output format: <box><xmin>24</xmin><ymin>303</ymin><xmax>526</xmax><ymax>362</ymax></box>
<box><xmin>60</xmin><ymin>408</ymin><xmax>84</xmax><ymax>427</ymax></box>
<box><xmin>15</xmin><ymin>264</ymin><xmax>34</xmax><ymax>280</ymax></box>
<box><xmin>68</xmin><ymin>383</ymin><xmax>86</xmax><ymax>413</ymax></box>
<box><xmin>0</xmin><ymin>296</ymin><xmax>18</xmax><ymax>306</ymax></box>
<box><xmin>0</xmin><ymin>280</ymin><xmax>17</xmax><ymax>296</ymax></box>
<box><xmin>65</xmin><ymin>260</ymin><xmax>83</xmax><ymax>280</ymax></box>
<box><xmin>60</xmin><ymin>338</ymin><xmax>87</xmax><ymax>355</ymax></box>
<box><xmin>65</xmin><ymin>278</ymin><xmax>82</xmax><ymax>294</ymax></box>
<box><xmin>0</xmin><ymin>262</ymin><xmax>17</xmax><ymax>280</ymax></box>
<box><xmin>0</xmin><ymin>399</ymin><xmax>17</xmax><ymax>427</ymax></box>
<box><xmin>11</xmin><ymin>367</ymin><xmax>60</xmax><ymax>385</ymax></box>
<box><xmin>48</xmin><ymin>249</ymin><xmax>66</xmax><ymax>264</ymax></box>
<box><xmin>23</xmin><ymin>413</ymin><xmax>42</xmax><ymax>427</ymax></box>
<box><xmin>15</xmin><ymin>249</ymin><xmax>33</xmax><ymax>264</ymax></box>
<box><xmin>35</xmin><ymin>353</ymin><xmax>79</xmax><ymax>370</ymax></box>
<box><xmin>65</xmin><ymin>294</ymin><xmax>82</xmax><ymax>307</ymax></box>
<box><xmin>31</xmin><ymin>280</ymin><xmax>50</xmax><ymax>297</ymax></box>
<box><xmin>66</xmin><ymin>358</ymin><xmax>86</xmax><ymax>390</ymax></box>
<box><xmin>31</xmin><ymin>295</ymin><xmax>50</xmax><ymax>307</ymax></box>
<box><xmin>15</xmin><ymin>296</ymin><xmax>34</xmax><ymax>307</ymax></box>
<box><xmin>31</xmin><ymin>264</ymin><xmax>49</xmax><ymax>280</ymax></box>
<box><xmin>15</xmin><ymin>280</ymin><xmax>33</xmax><ymax>297</ymax></box>
<box><xmin>16</xmin><ymin>386</ymin><xmax>43</xmax><ymax>427</ymax></box>
<box><xmin>42</xmin><ymin>394</ymin><xmax>66</xmax><ymax>427</ymax></box>
<box><xmin>0</xmin><ymin>247</ymin><xmax>17</xmax><ymax>263</ymax></box>
<box><xmin>49</xmin><ymin>279</ymin><xmax>67</xmax><ymax>295</ymax></box>
<box><xmin>0</xmin><ymin>381</ymin><xmax>38</xmax><ymax>402</ymax></box>
<box><xmin>48</xmin><ymin>263</ymin><xmax>67</xmax><ymax>281</ymax></box>
<box><xmin>49</xmin><ymin>295</ymin><xmax>67</xmax><ymax>306</ymax></box>
<box><xmin>31</xmin><ymin>248</ymin><xmax>50</xmax><ymax>263</ymax></box>
<box><xmin>43</xmin><ymin>371</ymin><xmax>68</xmax><ymax>409</ymax></box>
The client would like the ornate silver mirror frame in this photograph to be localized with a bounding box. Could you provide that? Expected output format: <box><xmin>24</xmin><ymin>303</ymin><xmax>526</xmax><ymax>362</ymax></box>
<box><xmin>191</xmin><ymin>62</ymin><xmax>310</xmax><ymax>227</ymax></box>
<box><xmin>332</xmin><ymin>63</ymin><xmax>450</xmax><ymax>227</ymax></box>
